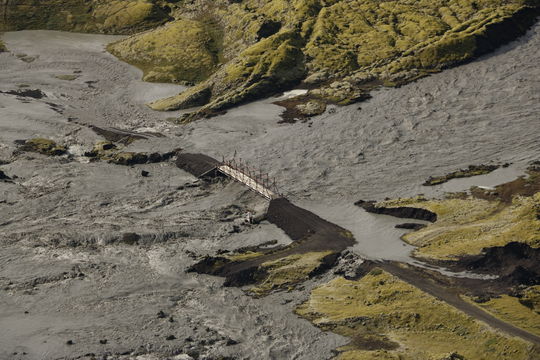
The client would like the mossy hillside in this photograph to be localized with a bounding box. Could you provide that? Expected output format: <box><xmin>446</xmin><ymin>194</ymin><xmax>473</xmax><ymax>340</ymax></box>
<box><xmin>208</xmin><ymin>30</ymin><xmax>306</xmax><ymax>110</ymax></box>
<box><xmin>108</xmin><ymin>19</ymin><xmax>221</xmax><ymax>83</ymax></box>
<box><xmin>149</xmin><ymin>82</ymin><xmax>212</xmax><ymax>111</ymax></box>
<box><xmin>5</xmin><ymin>0</ymin><xmax>535</xmax><ymax>118</ymax></box>
<box><xmin>144</xmin><ymin>0</ymin><xmax>538</xmax><ymax>121</ymax></box>
<box><xmin>465</xmin><ymin>286</ymin><xmax>540</xmax><ymax>337</ymax></box>
<box><xmin>151</xmin><ymin>29</ymin><xmax>307</xmax><ymax>113</ymax></box>
<box><xmin>375</xmin><ymin>192</ymin><xmax>540</xmax><ymax>260</ymax></box>
<box><xmin>92</xmin><ymin>0</ymin><xmax>166</xmax><ymax>34</ymax></box>
<box><xmin>0</xmin><ymin>0</ymin><xmax>168</xmax><ymax>34</ymax></box>
<box><xmin>304</xmin><ymin>0</ymin><xmax>526</xmax><ymax>75</ymax></box>
<box><xmin>296</xmin><ymin>270</ymin><xmax>537</xmax><ymax>359</ymax></box>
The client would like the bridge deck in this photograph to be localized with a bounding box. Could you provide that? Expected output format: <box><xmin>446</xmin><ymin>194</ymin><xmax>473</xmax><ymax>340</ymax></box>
<box><xmin>218</xmin><ymin>165</ymin><xmax>277</xmax><ymax>200</ymax></box>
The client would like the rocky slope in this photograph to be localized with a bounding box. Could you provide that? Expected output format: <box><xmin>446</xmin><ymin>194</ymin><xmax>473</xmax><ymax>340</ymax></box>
<box><xmin>0</xmin><ymin>0</ymin><xmax>170</xmax><ymax>34</ymax></box>
<box><xmin>2</xmin><ymin>0</ymin><xmax>538</xmax><ymax>121</ymax></box>
<box><xmin>120</xmin><ymin>0</ymin><xmax>539</xmax><ymax>121</ymax></box>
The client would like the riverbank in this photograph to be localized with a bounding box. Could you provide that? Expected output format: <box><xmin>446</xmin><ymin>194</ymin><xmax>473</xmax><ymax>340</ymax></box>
<box><xmin>1</xmin><ymin>22</ymin><xmax>539</xmax><ymax>359</ymax></box>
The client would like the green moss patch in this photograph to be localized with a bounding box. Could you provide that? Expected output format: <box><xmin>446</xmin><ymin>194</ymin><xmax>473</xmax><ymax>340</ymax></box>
<box><xmin>465</xmin><ymin>287</ymin><xmax>540</xmax><ymax>337</ymax></box>
<box><xmin>423</xmin><ymin>164</ymin><xmax>500</xmax><ymax>186</ymax></box>
<box><xmin>108</xmin><ymin>19</ymin><xmax>222</xmax><ymax>83</ymax></box>
<box><xmin>296</xmin><ymin>271</ymin><xmax>537</xmax><ymax>359</ymax></box>
<box><xmin>250</xmin><ymin>251</ymin><xmax>333</xmax><ymax>296</ymax></box>
<box><xmin>373</xmin><ymin>171</ymin><xmax>540</xmax><ymax>260</ymax></box>
<box><xmin>84</xmin><ymin>141</ymin><xmax>177</xmax><ymax>165</ymax></box>
<box><xmin>19</xmin><ymin>138</ymin><xmax>67</xmax><ymax>156</ymax></box>
<box><xmin>0</xmin><ymin>0</ymin><xmax>168</xmax><ymax>34</ymax></box>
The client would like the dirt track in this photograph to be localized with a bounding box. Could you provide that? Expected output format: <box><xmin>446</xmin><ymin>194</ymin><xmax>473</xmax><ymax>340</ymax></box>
<box><xmin>380</xmin><ymin>262</ymin><xmax>540</xmax><ymax>346</ymax></box>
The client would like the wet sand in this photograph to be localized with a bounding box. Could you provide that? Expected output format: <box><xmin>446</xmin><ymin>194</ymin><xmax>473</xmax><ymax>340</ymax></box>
<box><xmin>1</xmin><ymin>23</ymin><xmax>539</xmax><ymax>359</ymax></box>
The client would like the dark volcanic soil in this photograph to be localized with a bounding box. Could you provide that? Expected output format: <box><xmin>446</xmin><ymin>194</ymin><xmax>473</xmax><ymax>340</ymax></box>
<box><xmin>190</xmin><ymin>197</ymin><xmax>356</xmax><ymax>288</ymax></box>
<box><xmin>355</xmin><ymin>200</ymin><xmax>437</xmax><ymax>222</ymax></box>
<box><xmin>0</xmin><ymin>88</ymin><xmax>46</xmax><ymax>99</ymax></box>
<box><xmin>454</xmin><ymin>242</ymin><xmax>540</xmax><ymax>287</ymax></box>
<box><xmin>471</xmin><ymin>167</ymin><xmax>540</xmax><ymax>203</ymax></box>
<box><xmin>176</xmin><ymin>153</ymin><xmax>222</xmax><ymax>178</ymax></box>
<box><xmin>89</xmin><ymin>125</ymin><xmax>149</xmax><ymax>144</ymax></box>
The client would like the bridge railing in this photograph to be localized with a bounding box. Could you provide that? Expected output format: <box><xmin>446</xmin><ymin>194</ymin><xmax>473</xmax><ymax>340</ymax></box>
<box><xmin>219</xmin><ymin>158</ymin><xmax>282</xmax><ymax>200</ymax></box>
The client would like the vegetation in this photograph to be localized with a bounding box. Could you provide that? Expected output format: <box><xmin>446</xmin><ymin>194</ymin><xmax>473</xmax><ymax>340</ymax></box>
<box><xmin>423</xmin><ymin>164</ymin><xmax>500</xmax><ymax>186</ymax></box>
<box><xmin>82</xmin><ymin>141</ymin><xmax>175</xmax><ymax>165</ymax></box>
<box><xmin>150</xmin><ymin>0</ymin><xmax>538</xmax><ymax>121</ymax></box>
<box><xmin>465</xmin><ymin>286</ymin><xmax>540</xmax><ymax>337</ymax></box>
<box><xmin>0</xmin><ymin>0</ymin><xmax>168</xmax><ymax>34</ymax></box>
<box><xmin>373</xmin><ymin>170</ymin><xmax>540</xmax><ymax>260</ymax></box>
<box><xmin>249</xmin><ymin>251</ymin><xmax>333</xmax><ymax>296</ymax></box>
<box><xmin>296</xmin><ymin>270</ymin><xmax>537</xmax><ymax>359</ymax></box>
<box><xmin>1</xmin><ymin>0</ymin><xmax>538</xmax><ymax>120</ymax></box>
<box><xmin>108</xmin><ymin>19</ymin><xmax>222</xmax><ymax>83</ymax></box>
<box><xmin>20</xmin><ymin>138</ymin><xmax>67</xmax><ymax>156</ymax></box>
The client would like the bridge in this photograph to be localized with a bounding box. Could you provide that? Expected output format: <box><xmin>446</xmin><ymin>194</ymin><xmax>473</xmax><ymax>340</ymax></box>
<box><xmin>176</xmin><ymin>153</ymin><xmax>281</xmax><ymax>200</ymax></box>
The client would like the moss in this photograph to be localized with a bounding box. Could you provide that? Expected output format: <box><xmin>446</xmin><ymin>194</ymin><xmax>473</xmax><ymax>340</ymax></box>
<box><xmin>464</xmin><ymin>288</ymin><xmax>540</xmax><ymax>337</ymax></box>
<box><xmin>108</xmin><ymin>19</ymin><xmax>221</xmax><ymax>83</ymax></box>
<box><xmin>87</xmin><ymin>143</ymin><xmax>148</xmax><ymax>165</ymax></box>
<box><xmin>108</xmin><ymin>151</ymin><xmax>148</xmax><ymax>165</ymax></box>
<box><xmin>374</xmin><ymin>184</ymin><xmax>540</xmax><ymax>260</ymax></box>
<box><xmin>296</xmin><ymin>271</ymin><xmax>537</xmax><ymax>359</ymax></box>
<box><xmin>173</xmin><ymin>29</ymin><xmax>307</xmax><ymax>120</ymax></box>
<box><xmin>423</xmin><ymin>165</ymin><xmax>499</xmax><ymax>186</ymax></box>
<box><xmin>148</xmin><ymin>83</ymin><xmax>212</xmax><ymax>111</ymax></box>
<box><xmin>20</xmin><ymin>138</ymin><xmax>67</xmax><ymax>156</ymax></box>
<box><xmin>250</xmin><ymin>251</ymin><xmax>333</xmax><ymax>296</ymax></box>
<box><xmin>188</xmin><ymin>0</ymin><xmax>536</xmax><ymax>118</ymax></box>
<box><xmin>85</xmin><ymin>141</ymin><xmax>175</xmax><ymax>165</ymax></box>
<box><xmin>0</xmin><ymin>0</ymin><xmax>168</xmax><ymax>34</ymax></box>
<box><xmin>0</xmin><ymin>38</ymin><xmax>6</xmax><ymax>52</ymax></box>
<box><xmin>4</xmin><ymin>0</ymin><xmax>536</xmax><ymax>117</ymax></box>
<box><xmin>93</xmin><ymin>0</ymin><xmax>165</xmax><ymax>33</ymax></box>
<box><xmin>413</xmin><ymin>194</ymin><xmax>539</xmax><ymax>260</ymax></box>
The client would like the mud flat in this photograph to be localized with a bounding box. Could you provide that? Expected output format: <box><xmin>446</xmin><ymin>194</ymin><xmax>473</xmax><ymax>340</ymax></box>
<box><xmin>0</xmin><ymin>21</ymin><xmax>539</xmax><ymax>360</ymax></box>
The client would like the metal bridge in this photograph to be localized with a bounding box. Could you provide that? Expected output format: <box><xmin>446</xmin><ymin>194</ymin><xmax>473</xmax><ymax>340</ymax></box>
<box><xmin>217</xmin><ymin>158</ymin><xmax>281</xmax><ymax>200</ymax></box>
<box><xmin>176</xmin><ymin>153</ymin><xmax>282</xmax><ymax>200</ymax></box>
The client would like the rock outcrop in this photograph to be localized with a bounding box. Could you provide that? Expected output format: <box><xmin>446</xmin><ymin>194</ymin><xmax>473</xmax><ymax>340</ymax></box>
<box><xmin>0</xmin><ymin>0</ymin><xmax>170</xmax><ymax>34</ymax></box>
<box><xmin>2</xmin><ymin>0</ymin><xmax>538</xmax><ymax>120</ymax></box>
<box><xmin>145</xmin><ymin>0</ymin><xmax>539</xmax><ymax>121</ymax></box>
<box><xmin>18</xmin><ymin>138</ymin><xmax>67</xmax><ymax>156</ymax></box>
